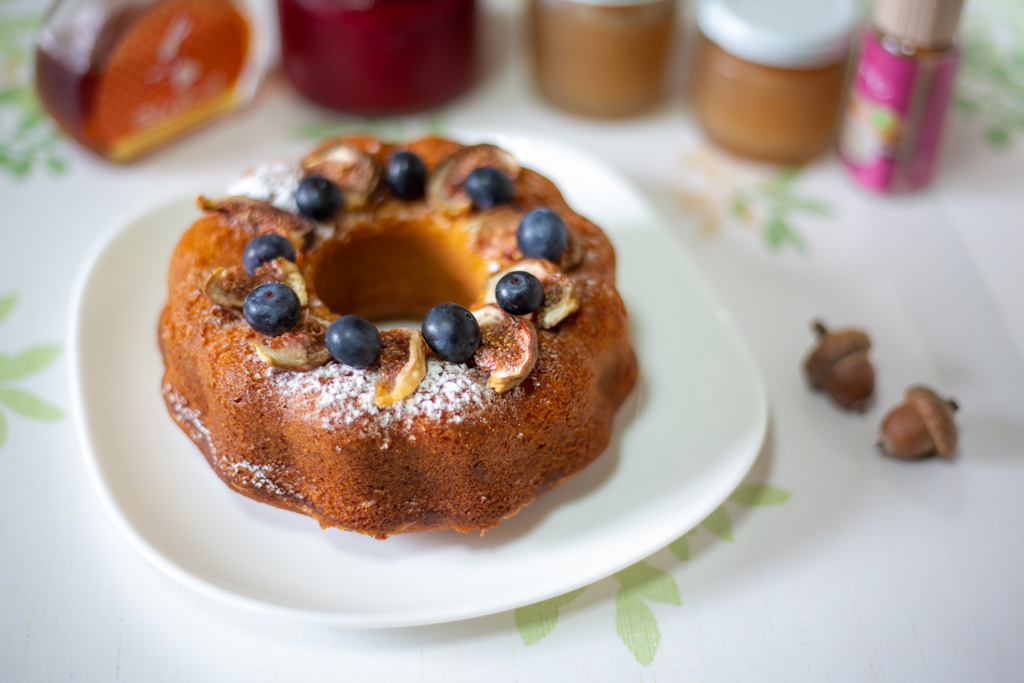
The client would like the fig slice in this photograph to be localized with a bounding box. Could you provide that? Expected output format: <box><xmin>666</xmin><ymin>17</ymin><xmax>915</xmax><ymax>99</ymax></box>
<box><xmin>427</xmin><ymin>144</ymin><xmax>520</xmax><ymax>217</ymax></box>
<box><xmin>483</xmin><ymin>259</ymin><xmax>579</xmax><ymax>329</ymax></box>
<box><xmin>253</xmin><ymin>314</ymin><xmax>330</xmax><ymax>372</ymax></box>
<box><xmin>197</xmin><ymin>195</ymin><xmax>311</xmax><ymax>251</ymax></box>
<box><xmin>253</xmin><ymin>258</ymin><xmax>308</xmax><ymax>307</ymax></box>
<box><xmin>205</xmin><ymin>266</ymin><xmax>253</xmax><ymax>309</ymax></box>
<box><xmin>464</xmin><ymin>205</ymin><xmax>584</xmax><ymax>272</ymax></box>
<box><xmin>301</xmin><ymin>141</ymin><xmax>382</xmax><ymax>211</ymax></box>
<box><xmin>464</xmin><ymin>206</ymin><xmax>523</xmax><ymax>267</ymax></box>
<box><xmin>471</xmin><ymin>305</ymin><xmax>538</xmax><ymax>393</ymax></box>
<box><xmin>373</xmin><ymin>327</ymin><xmax>427</xmax><ymax>406</ymax></box>
<box><xmin>559</xmin><ymin>226</ymin><xmax>585</xmax><ymax>271</ymax></box>
<box><xmin>205</xmin><ymin>258</ymin><xmax>309</xmax><ymax>310</ymax></box>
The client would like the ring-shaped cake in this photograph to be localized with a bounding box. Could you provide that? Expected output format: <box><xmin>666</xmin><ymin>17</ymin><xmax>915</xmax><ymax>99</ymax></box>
<box><xmin>159</xmin><ymin>136</ymin><xmax>637</xmax><ymax>538</ymax></box>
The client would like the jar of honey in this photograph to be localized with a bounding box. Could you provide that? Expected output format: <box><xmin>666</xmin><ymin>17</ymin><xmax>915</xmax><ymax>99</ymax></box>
<box><xmin>530</xmin><ymin>0</ymin><xmax>676</xmax><ymax>118</ymax></box>
<box><xmin>277</xmin><ymin>0</ymin><xmax>477</xmax><ymax>115</ymax></box>
<box><xmin>691</xmin><ymin>0</ymin><xmax>861</xmax><ymax>164</ymax></box>
<box><xmin>35</xmin><ymin>0</ymin><xmax>269</xmax><ymax>163</ymax></box>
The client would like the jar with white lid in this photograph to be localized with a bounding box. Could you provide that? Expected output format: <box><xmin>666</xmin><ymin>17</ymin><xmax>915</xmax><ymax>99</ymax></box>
<box><xmin>691</xmin><ymin>0</ymin><xmax>862</xmax><ymax>164</ymax></box>
<box><xmin>530</xmin><ymin>0</ymin><xmax>677</xmax><ymax>118</ymax></box>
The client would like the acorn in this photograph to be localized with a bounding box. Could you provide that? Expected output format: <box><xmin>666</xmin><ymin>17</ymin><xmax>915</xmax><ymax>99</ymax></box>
<box><xmin>803</xmin><ymin>321</ymin><xmax>875</xmax><ymax>411</ymax></box>
<box><xmin>877</xmin><ymin>386</ymin><xmax>959</xmax><ymax>460</ymax></box>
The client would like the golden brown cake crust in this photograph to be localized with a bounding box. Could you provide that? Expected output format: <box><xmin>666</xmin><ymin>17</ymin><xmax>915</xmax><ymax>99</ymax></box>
<box><xmin>158</xmin><ymin>136</ymin><xmax>637</xmax><ymax>539</ymax></box>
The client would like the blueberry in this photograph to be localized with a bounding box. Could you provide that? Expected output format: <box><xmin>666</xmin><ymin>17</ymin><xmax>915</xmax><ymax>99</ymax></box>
<box><xmin>422</xmin><ymin>302</ymin><xmax>481</xmax><ymax>363</ymax></box>
<box><xmin>495</xmin><ymin>271</ymin><xmax>544</xmax><ymax>315</ymax></box>
<box><xmin>243</xmin><ymin>282</ymin><xmax>301</xmax><ymax>336</ymax></box>
<box><xmin>295</xmin><ymin>175</ymin><xmax>342</xmax><ymax>221</ymax></box>
<box><xmin>242</xmin><ymin>234</ymin><xmax>296</xmax><ymax>276</ymax></box>
<box><xmin>464</xmin><ymin>167</ymin><xmax>515</xmax><ymax>209</ymax></box>
<box><xmin>517</xmin><ymin>208</ymin><xmax>568</xmax><ymax>261</ymax></box>
<box><xmin>325</xmin><ymin>315</ymin><xmax>381</xmax><ymax>368</ymax></box>
<box><xmin>387</xmin><ymin>151</ymin><xmax>426</xmax><ymax>200</ymax></box>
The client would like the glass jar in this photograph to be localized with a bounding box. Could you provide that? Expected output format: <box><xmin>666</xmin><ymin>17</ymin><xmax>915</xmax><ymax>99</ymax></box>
<box><xmin>35</xmin><ymin>0</ymin><xmax>269</xmax><ymax>162</ymax></box>
<box><xmin>691</xmin><ymin>0</ymin><xmax>860</xmax><ymax>164</ymax></box>
<box><xmin>530</xmin><ymin>0</ymin><xmax>676</xmax><ymax>118</ymax></box>
<box><xmin>277</xmin><ymin>0</ymin><xmax>477</xmax><ymax>115</ymax></box>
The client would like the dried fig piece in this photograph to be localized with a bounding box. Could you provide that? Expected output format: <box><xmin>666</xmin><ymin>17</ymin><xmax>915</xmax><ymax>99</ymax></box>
<box><xmin>253</xmin><ymin>314</ymin><xmax>330</xmax><ymax>372</ymax></box>
<box><xmin>301</xmin><ymin>141</ymin><xmax>381</xmax><ymax>211</ymax></box>
<box><xmin>373</xmin><ymin>327</ymin><xmax>427</xmax><ymax>406</ymax></box>
<box><xmin>483</xmin><ymin>259</ymin><xmax>579</xmax><ymax>329</ymax></box>
<box><xmin>559</xmin><ymin>226</ymin><xmax>585</xmax><ymax>271</ymax></box>
<box><xmin>253</xmin><ymin>258</ymin><xmax>308</xmax><ymax>307</ymax></box>
<box><xmin>464</xmin><ymin>206</ymin><xmax>523</xmax><ymax>266</ymax></box>
<box><xmin>205</xmin><ymin>266</ymin><xmax>253</xmax><ymax>309</ymax></box>
<box><xmin>464</xmin><ymin>206</ymin><xmax>584</xmax><ymax>272</ymax></box>
<box><xmin>472</xmin><ymin>305</ymin><xmax>538</xmax><ymax>393</ymax></box>
<box><xmin>206</xmin><ymin>258</ymin><xmax>309</xmax><ymax>310</ymax></box>
<box><xmin>427</xmin><ymin>144</ymin><xmax>520</xmax><ymax>217</ymax></box>
<box><xmin>197</xmin><ymin>195</ymin><xmax>311</xmax><ymax>251</ymax></box>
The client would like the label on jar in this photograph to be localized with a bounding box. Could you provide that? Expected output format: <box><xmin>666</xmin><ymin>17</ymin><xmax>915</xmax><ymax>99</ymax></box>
<box><xmin>838</xmin><ymin>28</ymin><xmax>959</xmax><ymax>193</ymax></box>
<box><xmin>87</xmin><ymin>0</ymin><xmax>250</xmax><ymax>161</ymax></box>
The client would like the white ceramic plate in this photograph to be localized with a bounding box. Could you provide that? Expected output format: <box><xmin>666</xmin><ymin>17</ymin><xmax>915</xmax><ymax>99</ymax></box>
<box><xmin>67</xmin><ymin>135</ymin><xmax>767</xmax><ymax>628</ymax></box>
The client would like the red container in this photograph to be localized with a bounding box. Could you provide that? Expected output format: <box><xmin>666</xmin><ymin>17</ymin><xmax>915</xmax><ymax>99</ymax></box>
<box><xmin>277</xmin><ymin>0</ymin><xmax>477</xmax><ymax>115</ymax></box>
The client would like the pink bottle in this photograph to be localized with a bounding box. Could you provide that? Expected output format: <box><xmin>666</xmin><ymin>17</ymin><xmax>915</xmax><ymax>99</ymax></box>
<box><xmin>838</xmin><ymin>0</ymin><xmax>964</xmax><ymax>192</ymax></box>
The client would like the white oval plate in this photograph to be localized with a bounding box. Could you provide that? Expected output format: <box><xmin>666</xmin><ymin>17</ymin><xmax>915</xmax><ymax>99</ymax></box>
<box><xmin>67</xmin><ymin>135</ymin><xmax>767</xmax><ymax>628</ymax></box>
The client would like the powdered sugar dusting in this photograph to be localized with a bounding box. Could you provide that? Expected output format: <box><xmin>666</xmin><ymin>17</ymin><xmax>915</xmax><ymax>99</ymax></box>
<box><xmin>227</xmin><ymin>460</ymin><xmax>299</xmax><ymax>498</ymax></box>
<box><xmin>392</xmin><ymin>360</ymin><xmax>500</xmax><ymax>424</ymax></box>
<box><xmin>225</xmin><ymin>160</ymin><xmax>334</xmax><ymax>239</ymax></box>
<box><xmin>164</xmin><ymin>387</ymin><xmax>215</xmax><ymax>457</ymax></box>
<box><xmin>225</xmin><ymin>160</ymin><xmax>303</xmax><ymax>214</ymax></box>
<box><xmin>268</xmin><ymin>358</ymin><xmax>505</xmax><ymax>432</ymax></box>
<box><xmin>167</xmin><ymin>384</ymin><xmax>305</xmax><ymax>499</ymax></box>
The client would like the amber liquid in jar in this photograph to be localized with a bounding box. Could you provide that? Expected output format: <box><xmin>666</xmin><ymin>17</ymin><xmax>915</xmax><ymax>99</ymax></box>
<box><xmin>35</xmin><ymin>0</ymin><xmax>250</xmax><ymax>162</ymax></box>
<box><xmin>530</xmin><ymin>0</ymin><xmax>674</xmax><ymax>117</ymax></box>
<box><xmin>691</xmin><ymin>34</ymin><xmax>848</xmax><ymax>164</ymax></box>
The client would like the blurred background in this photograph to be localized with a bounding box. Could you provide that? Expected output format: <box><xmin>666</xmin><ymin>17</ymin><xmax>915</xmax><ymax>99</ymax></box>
<box><xmin>3</xmin><ymin>0</ymin><xmax>1024</xmax><ymax>679</ymax></box>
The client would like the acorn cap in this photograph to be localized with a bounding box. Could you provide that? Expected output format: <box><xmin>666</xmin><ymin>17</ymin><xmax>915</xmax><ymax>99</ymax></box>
<box><xmin>905</xmin><ymin>385</ymin><xmax>958</xmax><ymax>455</ymax></box>
<box><xmin>803</xmin><ymin>323</ymin><xmax>872</xmax><ymax>388</ymax></box>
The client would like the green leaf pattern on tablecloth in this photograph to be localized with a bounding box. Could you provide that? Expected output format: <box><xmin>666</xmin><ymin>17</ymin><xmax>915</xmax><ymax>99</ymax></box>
<box><xmin>0</xmin><ymin>293</ymin><xmax>64</xmax><ymax>446</ymax></box>
<box><xmin>514</xmin><ymin>587</ymin><xmax>585</xmax><ymax>646</ymax></box>
<box><xmin>0</xmin><ymin>4</ymin><xmax>68</xmax><ymax>180</ymax></box>
<box><xmin>667</xmin><ymin>529</ymin><xmax>697</xmax><ymax>562</ymax></box>
<box><xmin>957</xmin><ymin>0</ymin><xmax>1024</xmax><ymax>149</ymax></box>
<box><xmin>698</xmin><ymin>505</ymin><xmax>734</xmax><ymax>542</ymax></box>
<box><xmin>515</xmin><ymin>482</ymin><xmax>791</xmax><ymax>666</ymax></box>
<box><xmin>0</xmin><ymin>344</ymin><xmax>62</xmax><ymax>382</ymax></box>
<box><xmin>729</xmin><ymin>483</ymin><xmax>792</xmax><ymax>506</ymax></box>
<box><xmin>0</xmin><ymin>292</ymin><xmax>15</xmax><ymax>324</ymax></box>
<box><xmin>613</xmin><ymin>561</ymin><xmax>681</xmax><ymax>666</ymax></box>
<box><xmin>677</xmin><ymin>149</ymin><xmax>831</xmax><ymax>254</ymax></box>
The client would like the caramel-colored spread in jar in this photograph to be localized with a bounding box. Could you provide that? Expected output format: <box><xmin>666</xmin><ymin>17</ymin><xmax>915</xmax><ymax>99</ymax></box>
<box><xmin>691</xmin><ymin>0</ymin><xmax>860</xmax><ymax>164</ymax></box>
<box><xmin>692</xmin><ymin>35</ymin><xmax>848</xmax><ymax>164</ymax></box>
<box><xmin>530</xmin><ymin>0</ymin><xmax>675</xmax><ymax>118</ymax></box>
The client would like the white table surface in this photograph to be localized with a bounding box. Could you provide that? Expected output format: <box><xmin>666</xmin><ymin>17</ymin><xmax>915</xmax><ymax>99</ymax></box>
<box><xmin>2</xmin><ymin>0</ymin><xmax>1023</xmax><ymax>680</ymax></box>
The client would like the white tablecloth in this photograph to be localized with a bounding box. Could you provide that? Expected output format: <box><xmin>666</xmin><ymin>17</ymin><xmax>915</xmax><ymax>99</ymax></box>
<box><xmin>2</xmin><ymin>0</ymin><xmax>1023</xmax><ymax>679</ymax></box>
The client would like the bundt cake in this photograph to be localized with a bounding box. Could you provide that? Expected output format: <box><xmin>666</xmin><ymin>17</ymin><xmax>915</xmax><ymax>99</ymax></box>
<box><xmin>158</xmin><ymin>135</ymin><xmax>637</xmax><ymax>539</ymax></box>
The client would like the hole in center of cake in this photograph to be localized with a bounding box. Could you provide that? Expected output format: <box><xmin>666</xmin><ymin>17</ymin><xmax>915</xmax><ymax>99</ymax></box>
<box><xmin>310</xmin><ymin>220</ymin><xmax>489</xmax><ymax>322</ymax></box>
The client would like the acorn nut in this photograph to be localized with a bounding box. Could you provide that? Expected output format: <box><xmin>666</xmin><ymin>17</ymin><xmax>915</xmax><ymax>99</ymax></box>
<box><xmin>803</xmin><ymin>321</ymin><xmax>875</xmax><ymax>412</ymax></box>
<box><xmin>878</xmin><ymin>386</ymin><xmax>959</xmax><ymax>460</ymax></box>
